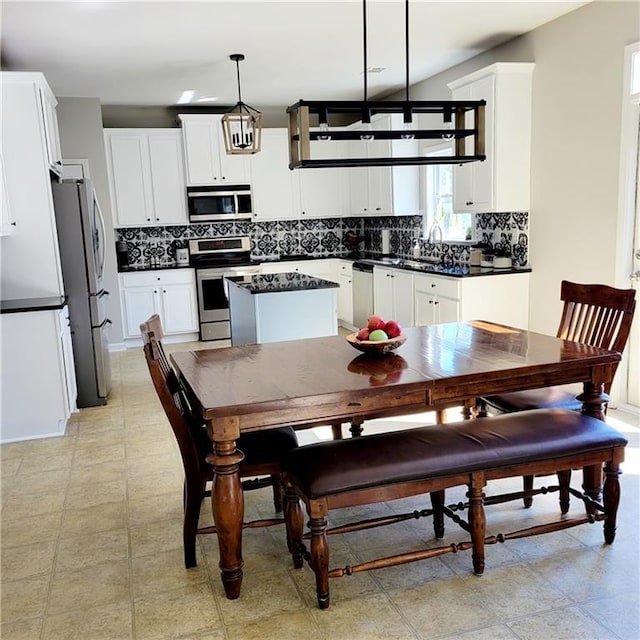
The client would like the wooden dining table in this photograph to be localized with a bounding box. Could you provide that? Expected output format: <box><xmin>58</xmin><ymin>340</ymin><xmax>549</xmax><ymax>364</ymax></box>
<box><xmin>170</xmin><ymin>320</ymin><xmax>621</xmax><ymax>600</ymax></box>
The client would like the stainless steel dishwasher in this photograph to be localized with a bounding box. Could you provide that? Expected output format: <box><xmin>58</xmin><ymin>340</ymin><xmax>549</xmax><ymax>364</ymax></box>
<box><xmin>352</xmin><ymin>261</ymin><xmax>374</xmax><ymax>328</ymax></box>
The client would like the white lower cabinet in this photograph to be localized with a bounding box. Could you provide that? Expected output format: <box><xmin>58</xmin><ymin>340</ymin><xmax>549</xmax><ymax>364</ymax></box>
<box><xmin>120</xmin><ymin>269</ymin><xmax>198</xmax><ymax>339</ymax></box>
<box><xmin>414</xmin><ymin>274</ymin><xmax>461</xmax><ymax>326</ymax></box>
<box><xmin>337</xmin><ymin>261</ymin><xmax>353</xmax><ymax>326</ymax></box>
<box><xmin>373</xmin><ymin>266</ymin><xmax>414</xmax><ymax>328</ymax></box>
<box><xmin>1</xmin><ymin>306</ymin><xmax>77</xmax><ymax>443</ymax></box>
<box><xmin>414</xmin><ymin>272</ymin><xmax>530</xmax><ymax>329</ymax></box>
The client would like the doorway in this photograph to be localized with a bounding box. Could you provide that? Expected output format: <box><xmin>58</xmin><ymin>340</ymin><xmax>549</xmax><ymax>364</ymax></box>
<box><xmin>615</xmin><ymin>42</ymin><xmax>640</xmax><ymax>410</ymax></box>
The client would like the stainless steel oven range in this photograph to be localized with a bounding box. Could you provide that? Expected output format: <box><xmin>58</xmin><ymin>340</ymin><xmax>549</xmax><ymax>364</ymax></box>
<box><xmin>189</xmin><ymin>236</ymin><xmax>260</xmax><ymax>341</ymax></box>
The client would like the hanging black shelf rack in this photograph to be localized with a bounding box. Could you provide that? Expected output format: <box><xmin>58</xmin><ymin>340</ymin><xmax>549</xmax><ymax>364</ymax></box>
<box><xmin>287</xmin><ymin>99</ymin><xmax>487</xmax><ymax>169</ymax></box>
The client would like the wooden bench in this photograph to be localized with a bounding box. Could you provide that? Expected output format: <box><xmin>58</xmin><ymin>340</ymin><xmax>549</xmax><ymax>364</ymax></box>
<box><xmin>282</xmin><ymin>409</ymin><xmax>627</xmax><ymax>609</ymax></box>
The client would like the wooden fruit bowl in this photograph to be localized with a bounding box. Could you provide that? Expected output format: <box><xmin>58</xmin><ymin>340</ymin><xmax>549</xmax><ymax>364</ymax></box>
<box><xmin>346</xmin><ymin>332</ymin><xmax>407</xmax><ymax>355</ymax></box>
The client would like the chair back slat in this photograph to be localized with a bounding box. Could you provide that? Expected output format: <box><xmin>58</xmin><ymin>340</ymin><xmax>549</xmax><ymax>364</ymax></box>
<box><xmin>556</xmin><ymin>282</ymin><xmax>636</xmax><ymax>390</ymax></box>
<box><xmin>140</xmin><ymin>315</ymin><xmax>205</xmax><ymax>479</ymax></box>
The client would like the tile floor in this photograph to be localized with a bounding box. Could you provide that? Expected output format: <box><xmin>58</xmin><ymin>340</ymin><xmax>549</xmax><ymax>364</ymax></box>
<box><xmin>1</xmin><ymin>340</ymin><xmax>639</xmax><ymax>640</ymax></box>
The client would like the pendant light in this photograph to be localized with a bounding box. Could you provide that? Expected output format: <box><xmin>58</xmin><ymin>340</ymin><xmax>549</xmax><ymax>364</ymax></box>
<box><xmin>287</xmin><ymin>0</ymin><xmax>486</xmax><ymax>169</ymax></box>
<box><xmin>221</xmin><ymin>53</ymin><xmax>262</xmax><ymax>155</ymax></box>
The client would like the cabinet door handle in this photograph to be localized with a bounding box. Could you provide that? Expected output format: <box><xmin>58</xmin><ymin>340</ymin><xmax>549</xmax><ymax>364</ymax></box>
<box><xmin>466</xmin><ymin>201</ymin><xmax>473</xmax><ymax>206</ymax></box>
<box><xmin>375</xmin><ymin>207</ymin><xmax>381</xmax><ymax>211</ymax></box>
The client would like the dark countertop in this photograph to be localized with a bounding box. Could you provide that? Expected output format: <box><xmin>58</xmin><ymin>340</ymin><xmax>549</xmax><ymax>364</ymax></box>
<box><xmin>0</xmin><ymin>296</ymin><xmax>68</xmax><ymax>314</ymax></box>
<box><xmin>228</xmin><ymin>272</ymin><xmax>340</xmax><ymax>295</ymax></box>
<box><xmin>118</xmin><ymin>255</ymin><xmax>531</xmax><ymax>278</ymax></box>
<box><xmin>357</xmin><ymin>258</ymin><xmax>532</xmax><ymax>278</ymax></box>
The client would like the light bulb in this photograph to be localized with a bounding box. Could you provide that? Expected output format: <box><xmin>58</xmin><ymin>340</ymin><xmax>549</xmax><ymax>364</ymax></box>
<box><xmin>401</xmin><ymin>107</ymin><xmax>415</xmax><ymax>140</ymax></box>
<box><xmin>441</xmin><ymin>121</ymin><xmax>454</xmax><ymax>141</ymax></box>
<box><xmin>360</xmin><ymin>122</ymin><xmax>374</xmax><ymax>141</ymax></box>
<box><xmin>401</xmin><ymin>121</ymin><xmax>415</xmax><ymax>140</ymax></box>
<box><xmin>318</xmin><ymin>122</ymin><xmax>331</xmax><ymax>141</ymax></box>
<box><xmin>442</xmin><ymin>110</ymin><xmax>454</xmax><ymax>141</ymax></box>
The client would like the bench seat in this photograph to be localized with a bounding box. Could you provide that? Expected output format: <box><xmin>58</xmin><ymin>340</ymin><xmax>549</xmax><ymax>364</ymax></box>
<box><xmin>283</xmin><ymin>409</ymin><xmax>627</xmax><ymax>609</ymax></box>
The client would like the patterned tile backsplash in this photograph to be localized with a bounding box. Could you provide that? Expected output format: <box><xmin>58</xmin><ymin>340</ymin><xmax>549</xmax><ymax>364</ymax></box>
<box><xmin>115</xmin><ymin>212</ymin><xmax>529</xmax><ymax>269</ymax></box>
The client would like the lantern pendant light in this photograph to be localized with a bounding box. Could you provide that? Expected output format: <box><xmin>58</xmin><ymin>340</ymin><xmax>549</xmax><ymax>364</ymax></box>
<box><xmin>222</xmin><ymin>53</ymin><xmax>262</xmax><ymax>155</ymax></box>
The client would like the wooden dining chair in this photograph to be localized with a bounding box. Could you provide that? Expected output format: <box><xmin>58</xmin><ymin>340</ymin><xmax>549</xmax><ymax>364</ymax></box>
<box><xmin>479</xmin><ymin>281</ymin><xmax>636</xmax><ymax>415</ymax></box>
<box><xmin>140</xmin><ymin>315</ymin><xmax>299</xmax><ymax>568</ymax></box>
<box><xmin>477</xmin><ymin>281</ymin><xmax>635</xmax><ymax>507</ymax></box>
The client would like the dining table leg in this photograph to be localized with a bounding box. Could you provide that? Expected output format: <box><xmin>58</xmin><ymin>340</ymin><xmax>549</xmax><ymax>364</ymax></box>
<box><xmin>207</xmin><ymin>435</ymin><xmax>245</xmax><ymax>600</ymax></box>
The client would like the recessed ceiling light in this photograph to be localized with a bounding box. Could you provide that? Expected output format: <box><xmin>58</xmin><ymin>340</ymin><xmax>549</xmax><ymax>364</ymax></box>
<box><xmin>196</xmin><ymin>96</ymin><xmax>219</xmax><ymax>103</ymax></box>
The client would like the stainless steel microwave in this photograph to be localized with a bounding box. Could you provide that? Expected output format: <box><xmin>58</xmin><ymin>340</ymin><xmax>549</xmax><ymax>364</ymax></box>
<box><xmin>187</xmin><ymin>185</ymin><xmax>252</xmax><ymax>223</ymax></box>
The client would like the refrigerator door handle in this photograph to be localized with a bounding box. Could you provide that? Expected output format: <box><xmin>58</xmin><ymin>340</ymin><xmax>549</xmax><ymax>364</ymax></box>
<box><xmin>94</xmin><ymin>194</ymin><xmax>107</xmax><ymax>282</ymax></box>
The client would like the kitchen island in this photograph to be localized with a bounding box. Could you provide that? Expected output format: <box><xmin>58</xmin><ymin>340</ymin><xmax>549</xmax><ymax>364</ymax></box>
<box><xmin>227</xmin><ymin>272</ymin><xmax>339</xmax><ymax>346</ymax></box>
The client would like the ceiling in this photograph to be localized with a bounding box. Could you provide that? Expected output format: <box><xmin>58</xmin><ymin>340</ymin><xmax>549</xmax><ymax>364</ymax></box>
<box><xmin>1</xmin><ymin>1</ymin><xmax>589</xmax><ymax>108</ymax></box>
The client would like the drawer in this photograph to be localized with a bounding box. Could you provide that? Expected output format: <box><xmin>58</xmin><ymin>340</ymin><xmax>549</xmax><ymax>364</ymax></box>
<box><xmin>121</xmin><ymin>269</ymin><xmax>194</xmax><ymax>287</ymax></box>
<box><xmin>414</xmin><ymin>273</ymin><xmax>460</xmax><ymax>299</ymax></box>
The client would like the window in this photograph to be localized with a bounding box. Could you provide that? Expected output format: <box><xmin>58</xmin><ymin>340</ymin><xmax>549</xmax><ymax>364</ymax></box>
<box><xmin>421</xmin><ymin>143</ymin><xmax>472</xmax><ymax>242</ymax></box>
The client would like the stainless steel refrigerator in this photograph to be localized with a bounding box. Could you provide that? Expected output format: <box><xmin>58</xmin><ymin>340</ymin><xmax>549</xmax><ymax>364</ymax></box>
<box><xmin>52</xmin><ymin>178</ymin><xmax>112</xmax><ymax>407</ymax></box>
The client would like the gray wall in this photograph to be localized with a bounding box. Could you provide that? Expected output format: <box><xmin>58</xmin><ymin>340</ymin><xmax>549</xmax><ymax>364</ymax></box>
<box><xmin>388</xmin><ymin>0</ymin><xmax>639</xmax><ymax>336</ymax></box>
<box><xmin>56</xmin><ymin>98</ymin><xmax>124</xmax><ymax>344</ymax></box>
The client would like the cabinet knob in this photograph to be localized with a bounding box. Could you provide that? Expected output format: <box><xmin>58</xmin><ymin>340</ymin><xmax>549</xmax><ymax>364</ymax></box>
<box><xmin>429</xmin><ymin>300</ymin><xmax>433</xmax><ymax>304</ymax></box>
<box><xmin>375</xmin><ymin>207</ymin><xmax>381</xmax><ymax>211</ymax></box>
<box><xmin>431</xmin><ymin>283</ymin><xmax>436</xmax><ymax>288</ymax></box>
<box><xmin>157</xmin><ymin>277</ymin><xmax>161</xmax><ymax>281</ymax></box>
<box><xmin>147</xmin><ymin>217</ymin><xmax>151</xmax><ymax>221</ymax></box>
<box><xmin>434</xmin><ymin>301</ymin><xmax>439</xmax><ymax>305</ymax></box>
<box><xmin>163</xmin><ymin>289</ymin><xmax>166</xmax><ymax>293</ymax></box>
<box><xmin>466</xmin><ymin>201</ymin><xmax>473</xmax><ymax>206</ymax></box>
<box><xmin>154</xmin><ymin>290</ymin><xmax>158</xmax><ymax>294</ymax></box>
<box><xmin>10</xmin><ymin>221</ymin><xmax>16</xmax><ymax>226</ymax></box>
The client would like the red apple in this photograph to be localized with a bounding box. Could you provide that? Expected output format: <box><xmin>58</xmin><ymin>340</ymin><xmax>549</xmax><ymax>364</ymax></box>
<box><xmin>384</xmin><ymin>320</ymin><xmax>402</xmax><ymax>338</ymax></box>
<box><xmin>367</xmin><ymin>315</ymin><xmax>386</xmax><ymax>331</ymax></box>
<box><xmin>356</xmin><ymin>327</ymin><xmax>370</xmax><ymax>341</ymax></box>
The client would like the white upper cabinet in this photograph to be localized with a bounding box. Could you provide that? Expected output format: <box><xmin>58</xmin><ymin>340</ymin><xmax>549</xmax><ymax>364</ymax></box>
<box><xmin>0</xmin><ymin>72</ymin><xmax>65</xmax><ymax>298</ymax></box>
<box><xmin>250</xmin><ymin>128</ymin><xmax>298</xmax><ymax>221</ymax></box>
<box><xmin>348</xmin><ymin>115</ymin><xmax>419</xmax><ymax>216</ymax></box>
<box><xmin>178</xmin><ymin>114</ymin><xmax>251</xmax><ymax>185</ymax></box>
<box><xmin>38</xmin><ymin>81</ymin><xmax>63</xmax><ymax>176</ymax></box>
<box><xmin>298</xmin><ymin>140</ymin><xmax>349</xmax><ymax>218</ymax></box>
<box><xmin>448</xmin><ymin>62</ymin><xmax>535</xmax><ymax>213</ymax></box>
<box><xmin>105</xmin><ymin>129</ymin><xmax>187</xmax><ymax>227</ymax></box>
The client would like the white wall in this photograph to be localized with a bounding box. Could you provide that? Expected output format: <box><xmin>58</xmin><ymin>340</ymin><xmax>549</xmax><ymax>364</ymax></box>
<box><xmin>56</xmin><ymin>98</ymin><xmax>124</xmax><ymax>345</ymax></box>
<box><xmin>393</xmin><ymin>0</ymin><xmax>639</xmax><ymax>336</ymax></box>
